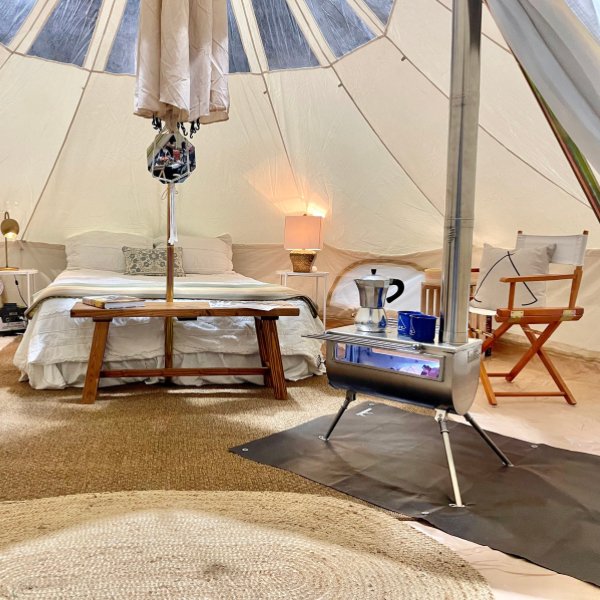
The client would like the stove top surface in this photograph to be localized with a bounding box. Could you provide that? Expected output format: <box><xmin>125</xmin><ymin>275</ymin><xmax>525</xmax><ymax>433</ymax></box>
<box><xmin>323</xmin><ymin>325</ymin><xmax>481</xmax><ymax>355</ymax></box>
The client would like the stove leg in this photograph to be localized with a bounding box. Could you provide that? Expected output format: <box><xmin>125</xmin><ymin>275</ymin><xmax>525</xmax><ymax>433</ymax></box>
<box><xmin>464</xmin><ymin>413</ymin><xmax>513</xmax><ymax>467</ymax></box>
<box><xmin>321</xmin><ymin>390</ymin><xmax>356</xmax><ymax>441</ymax></box>
<box><xmin>435</xmin><ymin>409</ymin><xmax>465</xmax><ymax>508</ymax></box>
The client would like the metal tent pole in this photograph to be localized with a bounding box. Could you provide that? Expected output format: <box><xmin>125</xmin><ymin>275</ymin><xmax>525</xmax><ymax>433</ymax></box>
<box><xmin>439</xmin><ymin>0</ymin><xmax>483</xmax><ymax>345</ymax></box>
<box><xmin>164</xmin><ymin>182</ymin><xmax>175</xmax><ymax>375</ymax></box>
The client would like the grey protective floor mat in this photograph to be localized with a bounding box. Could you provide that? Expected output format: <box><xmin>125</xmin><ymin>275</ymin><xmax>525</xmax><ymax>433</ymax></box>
<box><xmin>231</xmin><ymin>401</ymin><xmax>600</xmax><ymax>587</ymax></box>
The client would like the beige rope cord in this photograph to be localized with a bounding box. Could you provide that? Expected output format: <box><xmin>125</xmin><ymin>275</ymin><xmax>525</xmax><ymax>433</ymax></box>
<box><xmin>0</xmin><ymin>490</ymin><xmax>492</xmax><ymax>599</ymax></box>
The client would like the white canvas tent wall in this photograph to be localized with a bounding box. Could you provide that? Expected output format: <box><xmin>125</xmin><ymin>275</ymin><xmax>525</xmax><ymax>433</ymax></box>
<box><xmin>0</xmin><ymin>0</ymin><xmax>599</xmax><ymax>354</ymax></box>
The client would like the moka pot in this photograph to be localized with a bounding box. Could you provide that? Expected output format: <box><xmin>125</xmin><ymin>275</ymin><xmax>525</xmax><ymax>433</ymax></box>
<box><xmin>354</xmin><ymin>269</ymin><xmax>404</xmax><ymax>332</ymax></box>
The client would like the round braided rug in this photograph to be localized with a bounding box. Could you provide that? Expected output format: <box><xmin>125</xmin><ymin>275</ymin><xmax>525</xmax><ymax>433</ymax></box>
<box><xmin>0</xmin><ymin>490</ymin><xmax>491</xmax><ymax>599</ymax></box>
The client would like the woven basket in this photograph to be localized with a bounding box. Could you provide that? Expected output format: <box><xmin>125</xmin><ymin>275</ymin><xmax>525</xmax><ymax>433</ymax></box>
<box><xmin>289</xmin><ymin>251</ymin><xmax>316</xmax><ymax>273</ymax></box>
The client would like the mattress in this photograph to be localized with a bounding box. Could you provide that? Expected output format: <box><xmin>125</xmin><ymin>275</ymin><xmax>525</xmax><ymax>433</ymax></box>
<box><xmin>14</xmin><ymin>270</ymin><xmax>325</xmax><ymax>389</ymax></box>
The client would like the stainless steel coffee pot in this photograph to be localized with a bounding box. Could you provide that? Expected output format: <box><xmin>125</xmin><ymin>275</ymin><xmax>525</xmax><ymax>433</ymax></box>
<box><xmin>354</xmin><ymin>269</ymin><xmax>404</xmax><ymax>332</ymax></box>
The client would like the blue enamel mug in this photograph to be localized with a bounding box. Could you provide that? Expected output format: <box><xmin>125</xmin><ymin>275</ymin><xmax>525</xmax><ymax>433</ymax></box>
<box><xmin>410</xmin><ymin>314</ymin><xmax>437</xmax><ymax>343</ymax></box>
<box><xmin>398</xmin><ymin>311</ymin><xmax>422</xmax><ymax>336</ymax></box>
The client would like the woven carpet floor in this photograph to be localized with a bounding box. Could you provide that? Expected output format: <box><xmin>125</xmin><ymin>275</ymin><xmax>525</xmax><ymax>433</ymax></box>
<box><xmin>0</xmin><ymin>338</ymin><xmax>497</xmax><ymax>598</ymax></box>
<box><xmin>0</xmin><ymin>339</ymin><xmax>360</xmax><ymax>502</ymax></box>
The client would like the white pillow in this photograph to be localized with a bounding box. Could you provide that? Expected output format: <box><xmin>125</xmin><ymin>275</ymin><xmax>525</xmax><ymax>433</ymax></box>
<box><xmin>66</xmin><ymin>231</ymin><xmax>154</xmax><ymax>272</ymax></box>
<box><xmin>470</xmin><ymin>243</ymin><xmax>555</xmax><ymax>311</ymax></box>
<box><xmin>154</xmin><ymin>234</ymin><xmax>233</xmax><ymax>274</ymax></box>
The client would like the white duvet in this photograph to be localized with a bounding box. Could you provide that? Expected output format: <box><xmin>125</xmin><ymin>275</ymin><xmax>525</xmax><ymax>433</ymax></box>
<box><xmin>14</xmin><ymin>270</ymin><xmax>325</xmax><ymax>390</ymax></box>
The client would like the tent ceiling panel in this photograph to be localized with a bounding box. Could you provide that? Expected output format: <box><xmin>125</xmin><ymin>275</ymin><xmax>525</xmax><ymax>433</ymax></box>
<box><xmin>336</xmin><ymin>39</ymin><xmax>449</xmax><ymax>213</ymax></box>
<box><xmin>480</xmin><ymin>4</ymin><xmax>511</xmax><ymax>51</ymax></box>
<box><xmin>478</xmin><ymin>39</ymin><xmax>587</xmax><ymax>201</ymax></box>
<box><xmin>25</xmin><ymin>73</ymin><xmax>299</xmax><ymax>244</ymax></box>
<box><xmin>83</xmin><ymin>0</ymin><xmax>121</xmax><ymax>72</ymax></box>
<box><xmin>386</xmin><ymin>0</ymin><xmax>453</xmax><ymax>92</ymax></box>
<box><xmin>265</xmin><ymin>68</ymin><xmax>444</xmax><ymax>253</ymax></box>
<box><xmin>432</xmin><ymin>0</ymin><xmax>509</xmax><ymax>50</ymax></box>
<box><xmin>24</xmin><ymin>71</ymin><xmax>160</xmax><ymax>243</ymax></box>
<box><xmin>13</xmin><ymin>0</ymin><xmax>61</xmax><ymax>55</ymax></box>
<box><xmin>0</xmin><ymin>0</ymin><xmax>37</xmax><ymax>46</ymax></box>
<box><xmin>336</xmin><ymin>39</ymin><xmax>599</xmax><ymax>247</ymax></box>
<box><xmin>171</xmin><ymin>75</ymin><xmax>301</xmax><ymax>243</ymax></box>
<box><xmin>362</xmin><ymin>0</ymin><xmax>393</xmax><ymax>25</ymax></box>
<box><xmin>388</xmin><ymin>0</ymin><xmax>585</xmax><ymax>200</ymax></box>
<box><xmin>0</xmin><ymin>55</ymin><xmax>88</xmax><ymax>232</ymax></box>
<box><xmin>227</xmin><ymin>1</ymin><xmax>252</xmax><ymax>74</ymax></box>
<box><xmin>92</xmin><ymin>0</ymin><xmax>126</xmax><ymax>73</ymax></box>
<box><xmin>102</xmin><ymin>0</ymin><xmax>136</xmax><ymax>74</ymax></box>
<box><xmin>27</xmin><ymin>0</ymin><xmax>103</xmax><ymax>67</ymax></box>
<box><xmin>250</xmin><ymin>0</ymin><xmax>319</xmax><ymax>70</ymax></box>
<box><xmin>0</xmin><ymin>43</ymin><xmax>9</xmax><ymax>69</ymax></box>
<box><xmin>229</xmin><ymin>0</ymin><xmax>262</xmax><ymax>72</ymax></box>
<box><xmin>303</xmin><ymin>0</ymin><xmax>375</xmax><ymax>58</ymax></box>
<box><xmin>473</xmin><ymin>132</ymin><xmax>599</xmax><ymax>248</ymax></box>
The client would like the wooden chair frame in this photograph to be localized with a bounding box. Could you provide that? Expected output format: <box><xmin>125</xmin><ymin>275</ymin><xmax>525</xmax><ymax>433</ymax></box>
<box><xmin>479</xmin><ymin>231</ymin><xmax>588</xmax><ymax>406</ymax></box>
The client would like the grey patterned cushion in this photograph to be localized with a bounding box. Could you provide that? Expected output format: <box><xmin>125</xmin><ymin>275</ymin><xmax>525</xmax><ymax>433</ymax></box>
<box><xmin>122</xmin><ymin>247</ymin><xmax>185</xmax><ymax>277</ymax></box>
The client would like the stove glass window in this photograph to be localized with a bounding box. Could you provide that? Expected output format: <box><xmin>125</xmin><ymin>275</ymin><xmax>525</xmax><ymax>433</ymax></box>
<box><xmin>334</xmin><ymin>343</ymin><xmax>443</xmax><ymax>381</ymax></box>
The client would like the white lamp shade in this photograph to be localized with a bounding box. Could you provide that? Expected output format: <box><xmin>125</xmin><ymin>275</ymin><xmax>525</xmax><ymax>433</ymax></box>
<box><xmin>284</xmin><ymin>215</ymin><xmax>323</xmax><ymax>250</ymax></box>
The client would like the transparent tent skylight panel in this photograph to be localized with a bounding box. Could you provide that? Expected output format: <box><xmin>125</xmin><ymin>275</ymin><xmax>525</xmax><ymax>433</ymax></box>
<box><xmin>28</xmin><ymin>0</ymin><xmax>102</xmax><ymax>67</ymax></box>
<box><xmin>363</xmin><ymin>0</ymin><xmax>394</xmax><ymax>25</ymax></box>
<box><xmin>304</xmin><ymin>0</ymin><xmax>374</xmax><ymax>58</ymax></box>
<box><xmin>251</xmin><ymin>0</ymin><xmax>319</xmax><ymax>70</ymax></box>
<box><xmin>106</xmin><ymin>0</ymin><xmax>140</xmax><ymax>74</ymax></box>
<box><xmin>228</xmin><ymin>2</ymin><xmax>251</xmax><ymax>73</ymax></box>
<box><xmin>0</xmin><ymin>0</ymin><xmax>37</xmax><ymax>45</ymax></box>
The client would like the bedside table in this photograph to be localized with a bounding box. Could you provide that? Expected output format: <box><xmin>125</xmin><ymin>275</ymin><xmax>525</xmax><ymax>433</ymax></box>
<box><xmin>0</xmin><ymin>269</ymin><xmax>38</xmax><ymax>306</ymax></box>
<box><xmin>277</xmin><ymin>270</ymin><xmax>328</xmax><ymax>327</ymax></box>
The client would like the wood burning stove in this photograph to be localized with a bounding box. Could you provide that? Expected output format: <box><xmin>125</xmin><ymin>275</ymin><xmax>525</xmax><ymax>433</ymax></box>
<box><xmin>309</xmin><ymin>325</ymin><xmax>513</xmax><ymax>507</ymax></box>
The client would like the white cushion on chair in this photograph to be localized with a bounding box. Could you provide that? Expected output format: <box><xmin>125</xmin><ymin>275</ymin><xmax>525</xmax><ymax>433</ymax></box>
<box><xmin>470</xmin><ymin>243</ymin><xmax>554</xmax><ymax>311</ymax></box>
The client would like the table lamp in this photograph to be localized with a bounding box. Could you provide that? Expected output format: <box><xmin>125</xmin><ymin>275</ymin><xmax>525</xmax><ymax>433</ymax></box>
<box><xmin>1</xmin><ymin>211</ymin><xmax>19</xmax><ymax>271</ymax></box>
<box><xmin>284</xmin><ymin>215</ymin><xmax>323</xmax><ymax>273</ymax></box>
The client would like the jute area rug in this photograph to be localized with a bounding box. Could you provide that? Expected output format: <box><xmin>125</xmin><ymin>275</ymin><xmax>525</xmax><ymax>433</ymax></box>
<box><xmin>0</xmin><ymin>490</ymin><xmax>491</xmax><ymax>599</ymax></box>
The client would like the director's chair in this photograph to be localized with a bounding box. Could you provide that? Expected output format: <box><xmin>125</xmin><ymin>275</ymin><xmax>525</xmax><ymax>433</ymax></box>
<box><xmin>477</xmin><ymin>231</ymin><xmax>588</xmax><ymax>406</ymax></box>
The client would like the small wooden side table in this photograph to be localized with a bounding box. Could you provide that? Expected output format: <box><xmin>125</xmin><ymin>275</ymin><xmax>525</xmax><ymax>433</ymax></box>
<box><xmin>70</xmin><ymin>301</ymin><xmax>300</xmax><ymax>404</ymax></box>
<box><xmin>277</xmin><ymin>270</ymin><xmax>328</xmax><ymax>327</ymax></box>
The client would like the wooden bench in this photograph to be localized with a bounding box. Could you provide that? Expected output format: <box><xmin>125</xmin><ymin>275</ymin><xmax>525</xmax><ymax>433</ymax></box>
<box><xmin>70</xmin><ymin>301</ymin><xmax>300</xmax><ymax>404</ymax></box>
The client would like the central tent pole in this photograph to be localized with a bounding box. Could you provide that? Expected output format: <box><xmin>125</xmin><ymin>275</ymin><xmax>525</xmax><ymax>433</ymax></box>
<box><xmin>439</xmin><ymin>0</ymin><xmax>483</xmax><ymax>345</ymax></box>
<box><xmin>165</xmin><ymin>182</ymin><xmax>175</xmax><ymax>374</ymax></box>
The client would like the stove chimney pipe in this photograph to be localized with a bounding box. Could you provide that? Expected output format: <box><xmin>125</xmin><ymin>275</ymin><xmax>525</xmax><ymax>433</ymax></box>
<box><xmin>439</xmin><ymin>0</ymin><xmax>482</xmax><ymax>345</ymax></box>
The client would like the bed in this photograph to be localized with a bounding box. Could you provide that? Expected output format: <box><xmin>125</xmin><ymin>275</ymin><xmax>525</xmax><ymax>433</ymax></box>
<box><xmin>14</xmin><ymin>233</ymin><xmax>325</xmax><ymax>390</ymax></box>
